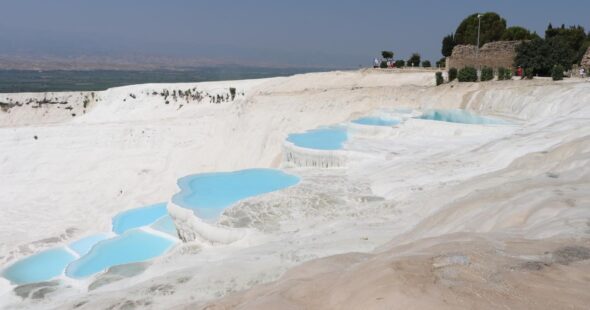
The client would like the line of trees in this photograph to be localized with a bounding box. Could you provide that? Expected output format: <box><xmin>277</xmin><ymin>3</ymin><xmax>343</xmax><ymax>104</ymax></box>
<box><xmin>441</xmin><ymin>12</ymin><xmax>590</xmax><ymax>77</ymax></box>
<box><xmin>441</xmin><ymin>12</ymin><xmax>539</xmax><ymax>57</ymax></box>
<box><xmin>515</xmin><ymin>24</ymin><xmax>590</xmax><ymax>76</ymax></box>
<box><xmin>378</xmin><ymin>51</ymin><xmax>434</xmax><ymax>68</ymax></box>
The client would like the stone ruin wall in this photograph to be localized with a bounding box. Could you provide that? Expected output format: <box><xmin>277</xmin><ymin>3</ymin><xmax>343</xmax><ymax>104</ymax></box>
<box><xmin>581</xmin><ymin>47</ymin><xmax>590</xmax><ymax>70</ymax></box>
<box><xmin>446</xmin><ymin>41</ymin><xmax>522</xmax><ymax>70</ymax></box>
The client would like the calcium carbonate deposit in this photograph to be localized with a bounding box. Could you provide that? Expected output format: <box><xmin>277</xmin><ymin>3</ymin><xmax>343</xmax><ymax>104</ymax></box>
<box><xmin>1</xmin><ymin>70</ymin><xmax>589</xmax><ymax>309</ymax></box>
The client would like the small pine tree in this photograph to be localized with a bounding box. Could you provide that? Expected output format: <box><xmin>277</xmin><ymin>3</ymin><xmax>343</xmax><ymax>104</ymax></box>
<box><xmin>407</xmin><ymin>53</ymin><xmax>421</xmax><ymax>67</ymax></box>
<box><xmin>448</xmin><ymin>68</ymin><xmax>458</xmax><ymax>82</ymax></box>
<box><xmin>552</xmin><ymin>64</ymin><xmax>564</xmax><ymax>80</ymax></box>
<box><xmin>381</xmin><ymin>51</ymin><xmax>394</xmax><ymax>60</ymax></box>
<box><xmin>458</xmin><ymin>67</ymin><xmax>478</xmax><ymax>82</ymax></box>
<box><xmin>380</xmin><ymin>60</ymin><xmax>388</xmax><ymax>69</ymax></box>
<box><xmin>395</xmin><ymin>60</ymin><xmax>405</xmax><ymax>67</ymax></box>
<box><xmin>435</xmin><ymin>72</ymin><xmax>444</xmax><ymax>86</ymax></box>
<box><xmin>481</xmin><ymin>67</ymin><xmax>494</xmax><ymax>81</ymax></box>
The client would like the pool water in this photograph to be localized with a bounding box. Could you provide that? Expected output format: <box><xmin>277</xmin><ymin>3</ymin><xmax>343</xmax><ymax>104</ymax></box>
<box><xmin>151</xmin><ymin>215</ymin><xmax>178</xmax><ymax>237</ymax></box>
<box><xmin>2</xmin><ymin>203</ymin><xmax>178</xmax><ymax>284</ymax></box>
<box><xmin>66</xmin><ymin>229</ymin><xmax>176</xmax><ymax>278</ymax></box>
<box><xmin>418</xmin><ymin>109</ymin><xmax>508</xmax><ymax>125</ymax></box>
<box><xmin>173</xmin><ymin>169</ymin><xmax>300</xmax><ymax>219</ymax></box>
<box><xmin>1</xmin><ymin>248</ymin><xmax>77</xmax><ymax>285</ymax></box>
<box><xmin>287</xmin><ymin>126</ymin><xmax>348</xmax><ymax>150</ymax></box>
<box><xmin>112</xmin><ymin>203</ymin><xmax>168</xmax><ymax>234</ymax></box>
<box><xmin>69</xmin><ymin>234</ymin><xmax>111</xmax><ymax>256</ymax></box>
<box><xmin>352</xmin><ymin>117</ymin><xmax>400</xmax><ymax>126</ymax></box>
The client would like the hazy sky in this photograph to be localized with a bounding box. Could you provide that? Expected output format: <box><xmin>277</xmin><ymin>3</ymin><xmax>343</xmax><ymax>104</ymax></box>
<box><xmin>1</xmin><ymin>0</ymin><xmax>589</xmax><ymax>67</ymax></box>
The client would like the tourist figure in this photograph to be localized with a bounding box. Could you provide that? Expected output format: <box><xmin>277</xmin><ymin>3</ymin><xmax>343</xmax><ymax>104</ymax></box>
<box><xmin>373</xmin><ymin>58</ymin><xmax>379</xmax><ymax>68</ymax></box>
<box><xmin>580</xmin><ymin>67</ymin><xmax>586</xmax><ymax>78</ymax></box>
<box><xmin>517</xmin><ymin>66</ymin><xmax>523</xmax><ymax>77</ymax></box>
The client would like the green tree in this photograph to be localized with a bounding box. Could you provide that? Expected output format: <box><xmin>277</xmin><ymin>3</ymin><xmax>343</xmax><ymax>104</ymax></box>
<box><xmin>545</xmin><ymin>24</ymin><xmax>588</xmax><ymax>63</ymax></box>
<box><xmin>441</xmin><ymin>34</ymin><xmax>456</xmax><ymax>57</ymax></box>
<box><xmin>407</xmin><ymin>53</ymin><xmax>421</xmax><ymax>67</ymax></box>
<box><xmin>514</xmin><ymin>37</ymin><xmax>575</xmax><ymax>76</ymax></box>
<box><xmin>380</xmin><ymin>60</ymin><xmax>388</xmax><ymax>69</ymax></box>
<box><xmin>395</xmin><ymin>60</ymin><xmax>405</xmax><ymax>67</ymax></box>
<box><xmin>422</xmin><ymin>60</ymin><xmax>432</xmax><ymax>68</ymax></box>
<box><xmin>454</xmin><ymin>12</ymin><xmax>507</xmax><ymax>47</ymax></box>
<box><xmin>436</xmin><ymin>57</ymin><xmax>446</xmax><ymax>68</ymax></box>
<box><xmin>381</xmin><ymin>51</ymin><xmax>394</xmax><ymax>60</ymax></box>
<box><xmin>501</xmin><ymin>26</ymin><xmax>539</xmax><ymax>41</ymax></box>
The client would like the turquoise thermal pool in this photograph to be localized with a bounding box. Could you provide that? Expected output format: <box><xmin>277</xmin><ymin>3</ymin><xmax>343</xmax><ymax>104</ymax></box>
<box><xmin>287</xmin><ymin>126</ymin><xmax>348</xmax><ymax>150</ymax></box>
<box><xmin>112</xmin><ymin>202</ymin><xmax>168</xmax><ymax>234</ymax></box>
<box><xmin>1</xmin><ymin>248</ymin><xmax>77</xmax><ymax>285</ymax></box>
<box><xmin>66</xmin><ymin>229</ymin><xmax>176</xmax><ymax>279</ymax></box>
<box><xmin>172</xmin><ymin>168</ymin><xmax>300</xmax><ymax>219</ymax></box>
<box><xmin>417</xmin><ymin>109</ymin><xmax>508</xmax><ymax>125</ymax></box>
<box><xmin>352</xmin><ymin>116</ymin><xmax>400</xmax><ymax>126</ymax></box>
<box><xmin>2</xmin><ymin>204</ymin><xmax>178</xmax><ymax>285</ymax></box>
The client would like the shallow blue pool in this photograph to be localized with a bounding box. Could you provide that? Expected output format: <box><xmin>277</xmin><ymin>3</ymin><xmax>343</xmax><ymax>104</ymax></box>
<box><xmin>352</xmin><ymin>117</ymin><xmax>400</xmax><ymax>126</ymax></box>
<box><xmin>69</xmin><ymin>234</ymin><xmax>111</xmax><ymax>256</ymax></box>
<box><xmin>418</xmin><ymin>109</ymin><xmax>508</xmax><ymax>125</ymax></box>
<box><xmin>112</xmin><ymin>203</ymin><xmax>168</xmax><ymax>234</ymax></box>
<box><xmin>2</xmin><ymin>248</ymin><xmax>77</xmax><ymax>285</ymax></box>
<box><xmin>151</xmin><ymin>215</ymin><xmax>178</xmax><ymax>237</ymax></box>
<box><xmin>173</xmin><ymin>169</ymin><xmax>300</xmax><ymax>219</ymax></box>
<box><xmin>287</xmin><ymin>126</ymin><xmax>348</xmax><ymax>150</ymax></box>
<box><xmin>2</xmin><ymin>202</ymin><xmax>179</xmax><ymax>284</ymax></box>
<box><xmin>66</xmin><ymin>230</ymin><xmax>176</xmax><ymax>278</ymax></box>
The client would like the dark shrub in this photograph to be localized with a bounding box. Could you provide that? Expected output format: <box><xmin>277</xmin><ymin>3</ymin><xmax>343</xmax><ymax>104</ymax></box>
<box><xmin>436</xmin><ymin>57</ymin><xmax>446</xmax><ymax>68</ymax></box>
<box><xmin>435</xmin><ymin>72</ymin><xmax>444</xmax><ymax>86</ymax></box>
<box><xmin>497</xmin><ymin>67</ymin><xmax>506</xmax><ymax>80</ymax></box>
<box><xmin>380</xmin><ymin>61</ymin><xmax>388</xmax><ymax>69</ymax></box>
<box><xmin>552</xmin><ymin>64</ymin><xmax>564</xmax><ymax>80</ymax></box>
<box><xmin>229</xmin><ymin>87</ymin><xmax>236</xmax><ymax>100</ymax></box>
<box><xmin>448</xmin><ymin>68</ymin><xmax>458</xmax><ymax>82</ymax></box>
<box><xmin>458</xmin><ymin>67</ymin><xmax>478</xmax><ymax>82</ymax></box>
<box><xmin>422</xmin><ymin>60</ymin><xmax>432</xmax><ymax>68</ymax></box>
<box><xmin>395</xmin><ymin>60</ymin><xmax>405</xmax><ymax>67</ymax></box>
<box><xmin>524</xmin><ymin>68</ymin><xmax>534</xmax><ymax>79</ymax></box>
<box><xmin>504</xmin><ymin>68</ymin><xmax>512</xmax><ymax>80</ymax></box>
<box><xmin>481</xmin><ymin>67</ymin><xmax>494</xmax><ymax>81</ymax></box>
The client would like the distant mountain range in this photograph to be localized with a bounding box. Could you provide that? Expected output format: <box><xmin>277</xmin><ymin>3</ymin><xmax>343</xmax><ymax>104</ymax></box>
<box><xmin>0</xmin><ymin>54</ymin><xmax>341</xmax><ymax>71</ymax></box>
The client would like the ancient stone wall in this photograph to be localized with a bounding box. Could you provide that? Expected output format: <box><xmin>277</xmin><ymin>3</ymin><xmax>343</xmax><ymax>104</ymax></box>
<box><xmin>446</xmin><ymin>41</ymin><xmax>522</xmax><ymax>70</ymax></box>
<box><xmin>581</xmin><ymin>47</ymin><xmax>590</xmax><ymax>70</ymax></box>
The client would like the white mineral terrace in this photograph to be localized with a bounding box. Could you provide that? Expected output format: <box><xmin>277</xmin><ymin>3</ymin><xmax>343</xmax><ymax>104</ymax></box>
<box><xmin>1</xmin><ymin>70</ymin><xmax>589</xmax><ymax>309</ymax></box>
